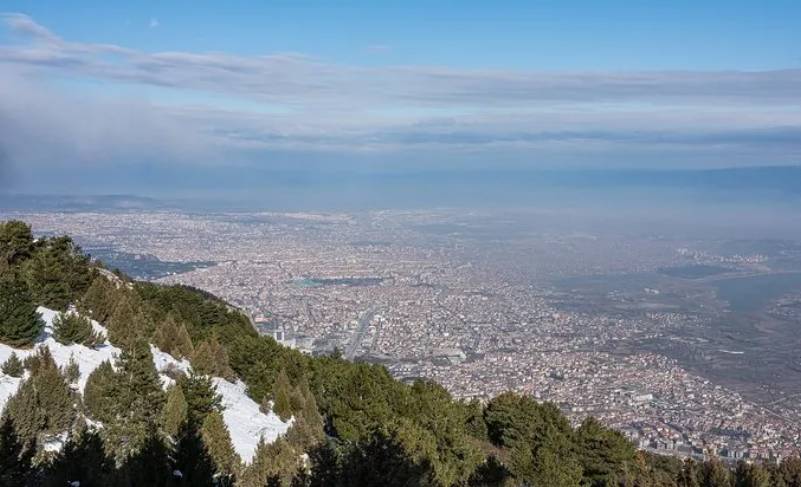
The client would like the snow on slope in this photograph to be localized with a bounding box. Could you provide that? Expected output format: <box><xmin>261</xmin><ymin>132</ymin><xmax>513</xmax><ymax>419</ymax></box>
<box><xmin>0</xmin><ymin>306</ymin><xmax>291</xmax><ymax>462</ymax></box>
<box><xmin>214</xmin><ymin>377</ymin><xmax>293</xmax><ymax>463</ymax></box>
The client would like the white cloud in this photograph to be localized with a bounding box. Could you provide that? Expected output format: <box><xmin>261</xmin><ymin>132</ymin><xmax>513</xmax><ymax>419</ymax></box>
<box><xmin>0</xmin><ymin>12</ymin><xmax>799</xmax><ymax>176</ymax></box>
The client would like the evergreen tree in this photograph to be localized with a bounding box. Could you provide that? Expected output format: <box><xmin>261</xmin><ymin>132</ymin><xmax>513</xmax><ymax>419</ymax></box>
<box><xmin>169</xmin><ymin>377</ymin><xmax>222</xmax><ymax>487</ymax></box>
<box><xmin>163</xmin><ymin>384</ymin><xmax>189</xmax><ymax>439</ymax></box>
<box><xmin>22</xmin><ymin>236</ymin><xmax>93</xmax><ymax>312</ymax></box>
<box><xmin>63</xmin><ymin>355</ymin><xmax>81</xmax><ymax>384</ymax></box>
<box><xmin>79</xmin><ymin>275</ymin><xmax>119</xmax><ymax>323</ymax></box>
<box><xmin>735</xmin><ymin>461</ymin><xmax>771</xmax><ymax>487</ymax></box>
<box><xmin>104</xmin><ymin>338</ymin><xmax>165</xmax><ymax>460</ymax></box>
<box><xmin>289</xmin><ymin>377</ymin><xmax>325</xmax><ymax>448</ymax></box>
<box><xmin>0</xmin><ymin>415</ymin><xmax>34</xmax><ymax>486</ymax></box>
<box><xmin>241</xmin><ymin>436</ymin><xmax>301</xmax><ymax>487</ymax></box>
<box><xmin>676</xmin><ymin>458</ymin><xmax>701</xmax><ymax>487</ymax></box>
<box><xmin>22</xmin><ymin>345</ymin><xmax>54</xmax><ymax>376</ymax></box>
<box><xmin>4</xmin><ymin>347</ymin><xmax>75</xmax><ymax>445</ymax></box>
<box><xmin>83</xmin><ymin>360</ymin><xmax>119</xmax><ymax>423</ymax></box>
<box><xmin>575</xmin><ymin>416</ymin><xmax>636</xmax><ymax>487</ymax></box>
<box><xmin>330</xmin><ymin>427</ymin><xmax>430</xmax><ymax>487</ymax></box>
<box><xmin>272</xmin><ymin>369</ymin><xmax>294</xmax><ymax>422</ymax></box>
<box><xmin>192</xmin><ymin>335</ymin><xmax>235</xmax><ymax>381</ymax></box>
<box><xmin>1</xmin><ymin>351</ymin><xmax>25</xmax><ymax>377</ymax></box>
<box><xmin>776</xmin><ymin>457</ymin><xmax>801</xmax><ymax>487</ymax></box>
<box><xmin>201</xmin><ymin>410</ymin><xmax>240</xmax><ymax>483</ymax></box>
<box><xmin>0</xmin><ymin>271</ymin><xmax>44</xmax><ymax>347</ymax></box>
<box><xmin>173</xmin><ymin>421</ymin><xmax>216</xmax><ymax>487</ymax></box>
<box><xmin>23</xmin><ymin>245</ymin><xmax>72</xmax><ymax>311</ymax></box>
<box><xmin>0</xmin><ymin>220</ymin><xmax>34</xmax><ymax>265</ymax></box>
<box><xmin>53</xmin><ymin>311</ymin><xmax>100</xmax><ymax>346</ymax></box>
<box><xmin>530</xmin><ymin>445</ymin><xmax>583</xmax><ymax>486</ymax></box>
<box><xmin>41</xmin><ymin>423</ymin><xmax>115</xmax><ymax>487</ymax></box>
<box><xmin>153</xmin><ymin>315</ymin><xmax>195</xmax><ymax>360</ymax></box>
<box><xmin>1</xmin><ymin>377</ymin><xmax>45</xmax><ymax>450</ymax></box>
<box><xmin>701</xmin><ymin>457</ymin><xmax>732</xmax><ymax>487</ymax></box>
<box><xmin>483</xmin><ymin>392</ymin><xmax>579</xmax><ymax>485</ymax></box>
<box><xmin>117</xmin><ymin>429</ymin><xmax>173</xmax><ymax>487</ymax></box>
<box><xmin>179</xmin><ymin>371</ymin><xmax>223</xmax><ymax>427</ymax></box>
<box><xmin>107</xmin><ymin>294</ymin><xmax>154</xmax><ymax>349</ymax></box>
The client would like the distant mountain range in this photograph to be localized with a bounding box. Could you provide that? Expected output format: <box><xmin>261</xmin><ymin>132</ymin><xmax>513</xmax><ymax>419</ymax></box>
<box><xmin>1</xmin><ymin>165</ymin><xmax>799</xmax><ymax>211</ymax></box>
<box><xmin>0</xmin><ymin>194</ymin><xmax>168</xmax><ymax>211</ymax></box>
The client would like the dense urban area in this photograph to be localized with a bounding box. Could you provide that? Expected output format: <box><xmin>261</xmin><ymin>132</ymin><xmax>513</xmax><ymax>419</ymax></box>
<box><xmin>6</xmin><ymin>209</ymin><xmax>801</xmax><ymax>463</ymax></box>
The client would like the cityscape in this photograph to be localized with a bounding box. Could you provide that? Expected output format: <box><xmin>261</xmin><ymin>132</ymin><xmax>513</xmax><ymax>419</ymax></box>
<box><xmin>6</xmin><ymin>208</ymin><xmax>800</xmax><ymax>463</ymax></box>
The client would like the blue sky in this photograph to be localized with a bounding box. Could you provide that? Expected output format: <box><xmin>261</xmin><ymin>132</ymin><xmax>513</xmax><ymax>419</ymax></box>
<box><xmin>6</xmin><ymin>1</ymin><xmax>801</xmax><ymax>70</ymax></box>
<box><xmin>0</xmin><ymin>1</ymin><xmax>800</xmax><ymax>197</ymax></box>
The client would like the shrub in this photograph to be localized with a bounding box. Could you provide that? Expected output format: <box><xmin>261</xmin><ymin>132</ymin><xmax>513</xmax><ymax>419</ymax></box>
<box><xmin>53</xmin><ymin>311</ymin><xmax>101</xmax><ymax>347</ymax></box>
<box><xmin>1</xmin><ymin>352</ymin><xmax>24</xmax><ymax>377</ymax></box>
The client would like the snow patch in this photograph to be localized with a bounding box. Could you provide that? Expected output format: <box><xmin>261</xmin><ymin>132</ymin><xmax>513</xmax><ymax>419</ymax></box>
<box><xmin>214</xmin><ymin>377</ymin><xmax>293</xmax><ymax>463</ymax></box>
<box><xmin>149</xmin><ymin>344</ymin><xmax>293</xmax><ymax>463</ymax></box>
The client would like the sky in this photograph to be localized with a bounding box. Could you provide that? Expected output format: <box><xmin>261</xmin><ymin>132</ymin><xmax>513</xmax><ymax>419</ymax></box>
<box><xmin>0</xmin><ymin>1</ymin><xmax>800</xmax><ymax>200</ymax></box>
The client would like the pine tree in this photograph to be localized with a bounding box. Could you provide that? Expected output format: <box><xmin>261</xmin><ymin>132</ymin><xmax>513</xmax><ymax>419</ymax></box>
<box><xmin>2</xmin><ymin>378</ymin><xmax>45</xmax><ymax>446</ymax></box>
<box><xmin>192</xmin><ymin>335</ymin><xmax>235</xmax><ymax>381</ymax></box>
<box><xmin>0</xmin><ymin>220</ymin><xmax>34</xmax><ymax>265</ymax></box>
<box><xmin>163</xmin><ymin>384</ymin><xmax>189</xmax><ymax>439</ymax></box>
<box><xmin>776</xmin><ymin>457</ymin><xmax>801</xmax><ymax>487</ymax></box>
<box><xmin>4</xmin><ymin>347</ymin><xmax>76</xmax><ymax>445</ymax></box>
<box><xmin>107</xmin><ymin>294</ymin><xmax>154</xmax><ymax>349</ymax></box>
<box><xmin>170</xmin><ymin>375</ymin><xmax>221</xmax><ymax>487</ymax></box>
<box><xmin>23</xmin><ymin>245</ymin><xmax>73</xmax><ymax>311</ymax></box>
<box><xmin>531</xmin><ymin>445</ymin><xmax>583</xmax><ymax>487</ymax></box>
<box><xmin>41</xmin><ymin>422</ymin><xmax>115</xmax><ymax>487</ymax></box>
<box><xmin>285</xmin><ymin>378</ymin><xmax>325</xmax><ymax>449</ymax></box>
<box><xmin>1</xmin><ymin>351</ymin><xmax>24</xmax><ymax>377</ymax></box>
<box><xmin>175</xmin><ymin>321</ymin><xmax>195</xmax><ymax>359</ymax></box>
<box><xmin>117</xmin><ymin>429</ymin><xmax>173</xmax><ymax>487</ymax></box>
<box><xmin>575</xmin><ymin>416</ymin><xmax>636</xmax><ymax>486</ymax></box>
<box><xmin>83</xmin><ymin>360</ymin><xmax>119</xmax><ymax>423</ymax></box>
<box><xmin>179</xmin><ymin>371</ymin><xmax>223</xmax><ymax>427</ymax></box>
<box><xmin>676</xmin><ymin>458</ymin><xmax>701</xmax><ymax>487</ymax></box>
<box><xmin>290</xmin><ymin>384</ymin><xmax>306</xmax><ymax>413</ymax></box>
<box><xmin>53</xmin><ymin>311</ymin><xmax>100</xmax><ymax>346</ymax></box>
<box><xmin>241</xmin><ymin>436</ymin><xmax>301</xmax><ymax>487</ymax></box>
<box><xmin>0</xmin><ymin>271</ymin><xmax>44</xmax><ymax>347</ymax></box>
<box><xmin>104</xmin><ymin>338</ymin><xmax>166</xmax><ymax>460</ymax></box>
<box><xmin>272</xmin><ymin>369</ymin><xmax>293</xmax><ymax>422</ymax></box>
<box><xmin>173</xmin><ymin>421</ymin><xmax>216</xmax><ymax>487</ymax></box>
<box><xmin>79</xmin><ymin>275</ymin><xmax>118</xmax><ymax>323</ymax></box>
<box><xmin>22</xmin><ymin>236</ymin><xmax>93</xmax><ymax>312</ymax></box>
<box><xmin>735</xmin><ymin>461</ymin><xmax>771</xmax><ymax>487</ymax></box>
<box><xmin>702</xmin><ymin>457</ymin><xmax>732</xmax><ymax>487</ymax></box>
<box><xmin>153</xmin><ymin>315</ymin><xmax>195</xmax><ymax>360</ymax></box>
<box><xmin>201</xmin><ymin>410</ymin><xmax>240</xmax><ymax>482</ymax></box>
<box><xmin>0</xmin><ymin>415</ymin><xmax>34</xmax><ymax>486</ymax></box>
<box><xmin>63</xmin><ymin>355</ymin><xmax>81</xmax><ymax>384</ymax></box>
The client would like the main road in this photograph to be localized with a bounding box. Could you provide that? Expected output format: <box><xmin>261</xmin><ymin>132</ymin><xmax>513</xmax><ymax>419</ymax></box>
<box><xmin>345</xmin><ymin>306</ymin><xmax>379</xmax><ymax>360</ymax></box>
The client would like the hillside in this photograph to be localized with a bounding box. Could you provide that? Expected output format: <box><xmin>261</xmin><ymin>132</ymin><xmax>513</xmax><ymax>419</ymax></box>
<box><xmin>1</xmin><ymin>219</ymin><xmax>799</xmax><ymax>486</ymax></box>
<box><xmin>0</xmin><ymin>307</ymin><xmax>291</xmax><ymax>463</ymax></box>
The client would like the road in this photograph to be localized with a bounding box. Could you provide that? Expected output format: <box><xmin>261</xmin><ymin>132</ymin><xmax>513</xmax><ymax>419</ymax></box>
<box><xmin>345</xmin><ymin>307</ymin><xmax>379</xmax><ymax>360</ymax></box>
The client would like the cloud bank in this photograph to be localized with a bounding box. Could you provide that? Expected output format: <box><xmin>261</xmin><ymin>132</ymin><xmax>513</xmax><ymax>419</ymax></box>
<box><xmin>0</xmin><ymin>12</ymin><xmax>799</xmax><ymax>193</ymax></box>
